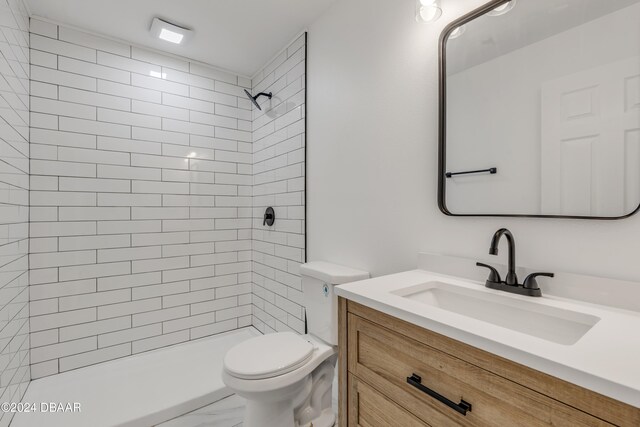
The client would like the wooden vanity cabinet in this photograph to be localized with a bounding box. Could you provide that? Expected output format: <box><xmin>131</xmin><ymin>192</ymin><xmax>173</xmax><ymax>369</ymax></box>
<box><xmin>338</xmin><ymin>298</ymin><xmax>640</xmax><ymax>427</ymax></box>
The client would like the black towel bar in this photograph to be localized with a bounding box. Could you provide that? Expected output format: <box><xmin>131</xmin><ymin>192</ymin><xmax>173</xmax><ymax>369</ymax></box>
<box><xmin>445</xmin><ymin>167</ymin><xmax>497</xmax><ymax>178</ymax></box>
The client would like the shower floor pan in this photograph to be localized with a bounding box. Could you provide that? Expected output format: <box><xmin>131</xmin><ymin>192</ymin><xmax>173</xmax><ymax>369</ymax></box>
<box><xmin>12</xmin><ymin>327</ymin><xmax>260</xmax><ymax>427</ymax></box>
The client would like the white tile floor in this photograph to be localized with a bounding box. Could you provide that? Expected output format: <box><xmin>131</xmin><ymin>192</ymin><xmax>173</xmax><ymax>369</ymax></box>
<box><xmin>158</xmin><ymin>372</ymin><xmax>339</xmax><ymax>427</ymax></box>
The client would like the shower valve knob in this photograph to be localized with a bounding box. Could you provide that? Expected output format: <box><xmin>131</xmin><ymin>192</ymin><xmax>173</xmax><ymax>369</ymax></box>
<box><xmin>263</xmin><ymin>207</ymin><xmax>275</xmax><ymax>227</ymax></box>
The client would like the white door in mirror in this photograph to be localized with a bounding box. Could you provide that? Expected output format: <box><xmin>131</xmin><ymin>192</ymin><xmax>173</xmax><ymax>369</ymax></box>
<box><xmin>541</xmin><ymin>56</ymin><xmax>640</xmax><ymax>216</ymax></box>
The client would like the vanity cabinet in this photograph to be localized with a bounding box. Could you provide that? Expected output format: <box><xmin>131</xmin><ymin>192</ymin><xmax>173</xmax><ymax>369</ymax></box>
<box><xmin>338</xmin><ymin>298</ymin><xmax>640</xmax><ymax>427</ymax></box>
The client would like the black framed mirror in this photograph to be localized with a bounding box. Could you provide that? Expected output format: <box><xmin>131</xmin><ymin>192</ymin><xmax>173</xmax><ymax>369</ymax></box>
<box><xmin>438</xmin><ymin>0</ymin><xmax>640</xmax><ymax>219</ymax></box>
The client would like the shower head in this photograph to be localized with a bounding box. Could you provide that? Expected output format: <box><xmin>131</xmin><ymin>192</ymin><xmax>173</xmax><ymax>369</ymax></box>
<box><xmin>244</xmin><ymin>89</ymin><xmax>273</xmax><ymax>111</ymax></box>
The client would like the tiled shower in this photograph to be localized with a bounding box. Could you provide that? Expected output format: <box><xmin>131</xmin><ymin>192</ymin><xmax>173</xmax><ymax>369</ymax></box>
<box><xmin>250</xmin><ymin>34</ymin><xmax>306</xmax><ymax>336</ymax></box>
<box><xmin>0</xmin><ymin>0</ymin><xmax>306</xmax><ymax>423</ymax></box>
<box><xmin>28</xmin><ymin>17</ymin><xmax>256</xmax><ymax>378</ymax></box>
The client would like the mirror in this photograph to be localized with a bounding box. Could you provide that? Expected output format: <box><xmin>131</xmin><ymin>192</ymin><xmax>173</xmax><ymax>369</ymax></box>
<box><xmin>439</xmin><ymin>0</ymin><xmax>640</xmax><ymax>218</ymax></box>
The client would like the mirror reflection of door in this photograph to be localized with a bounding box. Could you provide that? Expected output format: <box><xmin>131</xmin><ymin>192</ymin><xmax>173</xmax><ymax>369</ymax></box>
<box><xmin>541</xmin><ymin>57</ymin><xmax>640</xmax><ymax>217</ymax></box>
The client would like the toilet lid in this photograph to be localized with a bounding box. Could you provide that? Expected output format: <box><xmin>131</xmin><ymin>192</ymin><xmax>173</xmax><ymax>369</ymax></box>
<box><xmin>223</xmin><ymin>332</ymin><xmax>314</xmax><ymax>380</ymax></box>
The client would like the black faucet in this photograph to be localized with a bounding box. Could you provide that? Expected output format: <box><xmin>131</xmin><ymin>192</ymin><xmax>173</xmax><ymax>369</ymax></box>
<box><xmin>489</xmin><ymin>228</ymin><xmax>518</xmax><ymax>286</ymax></box>
<box><xmin>476</xmin><ymin>228</ymin><xmax>554</xmax><ymax>297</ymax></box>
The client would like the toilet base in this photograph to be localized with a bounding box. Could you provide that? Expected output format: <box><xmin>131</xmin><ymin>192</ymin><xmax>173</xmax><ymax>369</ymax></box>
<box><xmin>294</xmin><ymin>357</ymin><xmax>336</xmax><ymax>426</ymax></box>
<box><xmin>241</xmin><ymin>375</ymin><xmax>310</xmax><ymax>427</ymax></box>
<box><xmin>236</xmin><ymin>358</ymin><xmax>337</xmax><ymax>427</ymax></box>
<box><xmin>299</xmin><ymin>408</ymin><xmax>336</xmax><ymax>427</ymax></box>
<box><xmin>244</xmin><ymin>399</ymin><xmax>298</xmax><ymax>427</ymax></box>
<box><xmin>245</xmin><ymin>404</ymin><xmax>335</xmax><ymax>427</ymax></box>
<box><xmin>240</xmin><ymin>371</ymin><xmax>336</xmax><ymax>427</ymax></box>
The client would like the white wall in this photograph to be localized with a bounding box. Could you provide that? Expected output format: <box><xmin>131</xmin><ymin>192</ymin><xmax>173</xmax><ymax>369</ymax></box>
<box><xmin>307</xmin><ymin>0</ymin><xmax>640</xmax><ymax>283</ymax></box>
<box><xmin>28</xmin><ymin>18</ymin><xmax>254</xmax><ymax>378</ymax></box>
<box><xmin>0</xmin><ymin>0</ymin><xmax>30</xmax><ymax>424</ymax></box>
<box><xmin>251</xmin><ymin>34</ymin><xmax>307</xmax><ymax>334</ymax></box>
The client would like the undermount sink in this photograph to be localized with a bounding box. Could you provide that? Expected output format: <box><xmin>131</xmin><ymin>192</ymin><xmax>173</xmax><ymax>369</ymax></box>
<box><xmin>392</xmin><ymin>281</ymin><xmax>600</xmax><ymax>345</ymax></box>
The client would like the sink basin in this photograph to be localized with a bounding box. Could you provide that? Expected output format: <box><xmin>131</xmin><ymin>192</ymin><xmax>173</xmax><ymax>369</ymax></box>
<box><xmin>392</xmin><ymin>281</ymin><xmax>600</xmax><ymax>345</ymax></box>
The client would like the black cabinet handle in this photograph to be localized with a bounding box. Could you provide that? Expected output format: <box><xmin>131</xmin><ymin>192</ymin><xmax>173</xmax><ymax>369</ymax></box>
<box><xmin>407</xmin><ymin>374</ymin><xmax>472</xmax><ymax>416</ymax></box>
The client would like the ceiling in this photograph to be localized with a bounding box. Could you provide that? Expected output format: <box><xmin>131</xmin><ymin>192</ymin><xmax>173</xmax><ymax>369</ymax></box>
<box><xmin>447</xmin><ymin>0</ymin><xmax>640</xmax><ymax>74</ymax></box>
<box><xmin>25</xmin><ymin>0</ymin><xmax>338</xmax><ymax>77</ymax></box>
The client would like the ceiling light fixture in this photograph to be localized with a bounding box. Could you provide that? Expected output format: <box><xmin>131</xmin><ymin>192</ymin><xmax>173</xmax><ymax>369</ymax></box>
<box><xmin>159</xmin><ymin>28</ymin><xmax>183</xmax><ymax>44</ymax></box>
<box><xmin>487</xmin><ymin>0</ymin><xmax>517</xmax><ymax>16</ymax></box>
<box><xmin>416</xmin><ymin>0</ymin><xmax>442</xmax><ymax>23</ymax></box>
<box><xmin>150</xmin><ymin>17</ymin><xmax>193</xmax><ymax>45</ymax></box>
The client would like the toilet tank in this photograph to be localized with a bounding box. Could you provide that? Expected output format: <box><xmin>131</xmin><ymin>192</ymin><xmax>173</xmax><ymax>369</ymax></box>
<box><xmin>299</xmin><ymin>261</ymin><xmax>370</xmax><ymax>345</ymax></box>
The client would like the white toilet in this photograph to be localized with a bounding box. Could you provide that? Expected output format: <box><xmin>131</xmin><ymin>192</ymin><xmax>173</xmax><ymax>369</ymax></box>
<box><xmin>222</xmin><ymin>261</ymin><xmax>369</xmax><ymax>427</ymax></box>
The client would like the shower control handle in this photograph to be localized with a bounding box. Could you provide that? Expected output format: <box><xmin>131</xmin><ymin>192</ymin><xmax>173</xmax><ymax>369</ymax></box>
<box><xmin>263</xmin><ymin>207</ymin><xmax>275</xmax><ymax>227</ymax></box>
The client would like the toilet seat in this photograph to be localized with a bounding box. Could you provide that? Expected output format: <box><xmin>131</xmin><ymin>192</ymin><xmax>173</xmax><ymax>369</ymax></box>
<box><xmin>223</xmin><ymin>332</ymin><xmax>315</xmax><ymax>380</ymax></box>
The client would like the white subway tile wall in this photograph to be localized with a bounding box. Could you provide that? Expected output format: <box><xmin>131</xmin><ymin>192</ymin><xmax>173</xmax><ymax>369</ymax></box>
<box><xmin>251</xmin><ymin>34</ymin><xmax>307</xmax><ymax>334</ymax></box>
<box><xmin>0</xmin><ymin>0</ymin><xmax>30</xmax><ymax>425</ymax></box>
<box><xmin>28</xmin><ymin>19</ymin><xmax>255</xmax><ymax>378</ymax></box>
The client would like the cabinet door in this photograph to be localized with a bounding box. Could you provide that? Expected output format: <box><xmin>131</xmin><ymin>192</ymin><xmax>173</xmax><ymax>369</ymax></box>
<box><xmin>348</xmin><ymin>374</ymin><xmax>430</xmax><ymax>427</ymax></box>
<box><xmin>348</xmin><ymin>314</ymin><xmax>611</xmax><ymax>427</ymax></box>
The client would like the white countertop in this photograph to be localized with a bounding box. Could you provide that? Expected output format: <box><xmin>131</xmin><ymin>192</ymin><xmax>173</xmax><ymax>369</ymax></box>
<box><xmin>335</xmin><ymin>269</ymin><xmax>640</xmax><ymax>408</ymax></box>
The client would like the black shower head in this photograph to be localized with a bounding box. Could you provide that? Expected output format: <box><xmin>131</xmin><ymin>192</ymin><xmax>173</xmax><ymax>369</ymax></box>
<box><xmin>244</xmin><ymin>89</ymin><xmax>273</xmax><ymax>111</ymax></box>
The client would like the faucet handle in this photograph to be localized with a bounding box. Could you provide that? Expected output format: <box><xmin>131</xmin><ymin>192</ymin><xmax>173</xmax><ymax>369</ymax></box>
<box><xmin>476</xmin><ymin>262</ymin><xmax>502</xmax><ymax>284</ymax></box>
<box><xmin>263</xmin><ymin>207</ymin><xmax>275</xmax><ymax>227</ymax></box>
<box><xmin>523</xmin><ymin>272</ymin><xmax>554</xmax><ymax>290</ymax></box>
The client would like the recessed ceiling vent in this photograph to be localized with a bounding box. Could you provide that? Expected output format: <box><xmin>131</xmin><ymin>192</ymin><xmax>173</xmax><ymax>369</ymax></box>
<box><xmin>150</xmin><ymin>17</ymin><xmax>193</xmax><ymax>45</ymax></box>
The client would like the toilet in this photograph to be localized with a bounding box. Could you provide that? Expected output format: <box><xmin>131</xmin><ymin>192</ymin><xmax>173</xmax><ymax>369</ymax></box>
<box><xmin>222</xmin><ymin>261</ymin><xmax>370</xmax><ymax>427</ymax></box>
